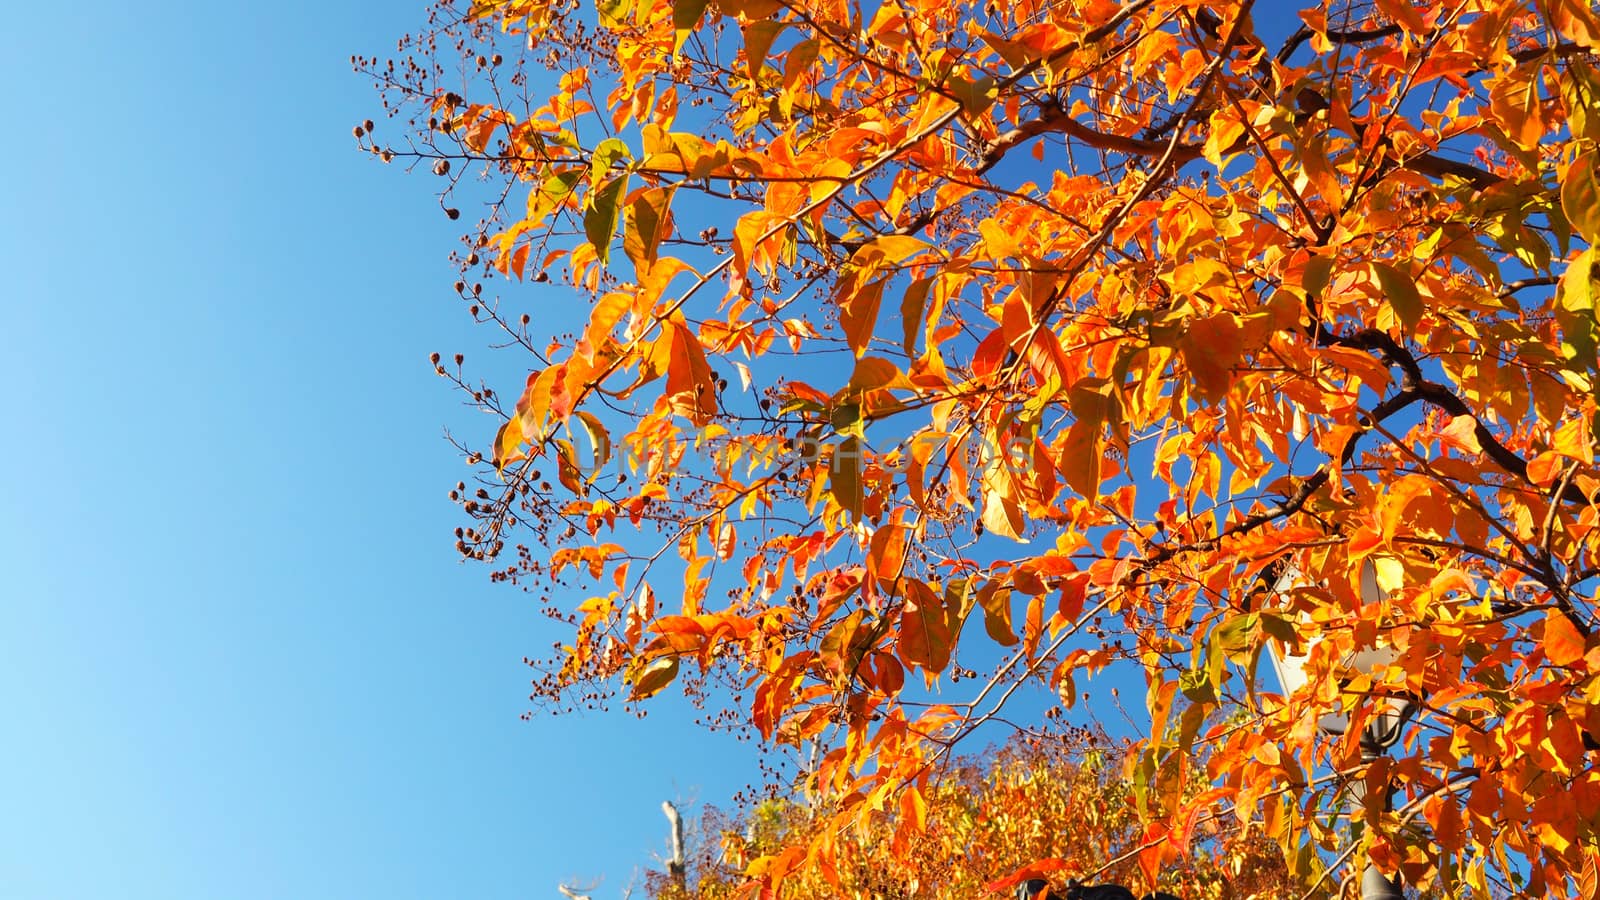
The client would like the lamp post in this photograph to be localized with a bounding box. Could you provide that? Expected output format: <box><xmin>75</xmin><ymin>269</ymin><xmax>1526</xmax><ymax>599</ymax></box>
<box><xmin>1267</xmin><ymin>562</ymin><xmax>1416</xmax><ymax>900</ymax></box>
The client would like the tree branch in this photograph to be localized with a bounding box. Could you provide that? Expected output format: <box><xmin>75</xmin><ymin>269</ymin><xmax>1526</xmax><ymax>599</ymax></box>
<box><xmin>1276</xmin><ymin>24</ymin><xmax>1404</xmax><ymax>64</ymax></box>
<box><xmin>1320</xmin><ymin>327</ymin><xmax>1591</xmax><ymax>505</ymax></box>
<box><xmin>978</xmin><ymin>99</ymin><xmax>1503</xmax><ymax>190</ymax></box>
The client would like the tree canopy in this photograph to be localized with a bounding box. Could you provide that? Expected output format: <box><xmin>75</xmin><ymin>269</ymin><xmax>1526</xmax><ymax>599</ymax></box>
<box><xmin>357</xmin><ymin>0</ymin><xmax>1600</xmax><ymax>896</ymax></box>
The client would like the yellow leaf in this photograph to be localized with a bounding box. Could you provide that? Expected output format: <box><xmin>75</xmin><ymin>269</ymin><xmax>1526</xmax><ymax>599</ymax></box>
<box><xmin>1488</xmin><ymin>69</ymin><xmax>1545</xmax><ymax>150</ymax></box>
<box><xmin>1371</xmin><ymin>555</ymin><xmax>1406</xmax><ymax>594</ymax></box>
<box><xmin>630</xmin><ymin>655</ymin><xmax>680</xmax><ymax>700</ymax></box>
<box><xmin>1554</xmin><ymin>416</ymin><xmax>1595</xmax><ymax>463</ymax></box>
<box><xmin>493</xmin><ymin>416</ymin><xmax>526</xmax><ymax>471</ymax></box>
<box><xmin>978</xmin><ymin>219</ymin><xmax>1017</xmax><ymax>260</ymax></box>
<box><xmin>852</xmin><ymin>234</ymin><xmax>931</xmax><ymax>269</ymax></box>
<box><xmin>518</xmin><ymin>366</ymin><xmax>561</xmax><ymax>435</ymax></box>
<box><xmin>1057</xmin><ymin>419</ymin><xmax>1101</xmax><ymax>499</ymax></box>
<box><xmin>1563</xmin><ymin>151</ymin><xmax>1600</xmax><ymax>243</ymax></box>
<box><xmin>829</xmin><ymin>436</ymin><xmax>864</xmax><ymax>520</ymax></box>
<box><xmin>1204</xmin><ymin>107</ymin><xmax>1246</xmax><ymax>166</ymax></box>
<box><xmin>574</xmin><ymin>410</ymin><xmax>613</xmax><ymax>470</ymax></box>
<box><xmin>845</xmin><ymin>356</ymin><xmax>909</xmax><ymax>394</ymax></box>
<box><xmin>1371</xmin><ymin>262</ymin><xmax>1422</xmax><ymax>333</ymax></box>
<box><xmin>980</xmin><ymin>451</ymin><xmax>1027</xmax><ymax>541</ymax></box>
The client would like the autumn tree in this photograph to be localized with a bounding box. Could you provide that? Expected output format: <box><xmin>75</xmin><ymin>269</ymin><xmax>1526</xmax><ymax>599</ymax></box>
<box><xmin>356</xmin><ymin>0</ymin><xmax>1600</xmax><ymax>897</ymax></box>
<box><xmin>642</xmin><ymin>734</ymin><xmax>1304</xmax><ymax>900</ymax></box>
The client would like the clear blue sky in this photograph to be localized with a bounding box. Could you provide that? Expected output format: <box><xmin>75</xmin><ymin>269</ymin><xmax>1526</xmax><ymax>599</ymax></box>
<box><xmin>0</xmin><ymin>4</ymin><xmax>759</xmax><ymax>898</ymax></box>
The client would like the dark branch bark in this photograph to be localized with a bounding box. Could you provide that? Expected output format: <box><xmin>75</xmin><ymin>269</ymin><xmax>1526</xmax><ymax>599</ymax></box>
<box><xmin>978</xmin><ymin>102</ymin><xmax>1502</xmax><ymax>190</ymax></box>
<box><xmin>975</xmin><ymin>100</ymin><xmax>1204</xmax><ymax>174</ymax></box>
<box><xmin>1318</xmin><ymin>328</ymin><xmax>1591</xmax><ymax>505</ymax></box>
<box><xmin>1395</xmin><ymin>151</ymin><xmax>1503</xmax><ymax>189</ymax></box>
<box><xmin>1276</xmin><ymin>24</ymin><xmax>1404</xmax><ymax>64</ymax></box>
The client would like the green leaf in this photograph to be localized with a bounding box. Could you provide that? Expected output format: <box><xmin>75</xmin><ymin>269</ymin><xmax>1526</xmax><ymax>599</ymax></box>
<box><xmin>1561</xmin><ymin>62</ymin><xmax>1600</xmax><ymax>144</ymax></box>
<box><xmin>584</xmin><ymin>174</ymin><xmax>629</xmax><ymax>266</ymax></box>
<box><xmin>1372</xmin><ymin>261</ymin><xmax>1422</xmax><ymax>333</ymax></box>
<box><xmin>829</xmin><ymin>400</ymin><xmax>863</xmax><ymax>439</ymax></box>
<box><xmin>1179</xmin><ymin>666</ymin><xmax>1217</xmax><ymax>704</ymax></box>
<box><xmin>1213</xmin><ymin>612</ymin><xmax>1258</xmax><ymax>659</ymax></box>
<box><xmin>595</xmin><ymin>0</ymin><xmax>632</xmax><ymax>30</ymax></box>
<box><xmin>1067</xmin><ymin>378</ymin><xmax>1115</xmax><ymax>429</ymax></box>
<box><xmin>1258</xmin><ymin>612</ymin><xmax>1297</xmax><ymax>644</ymax></box>
<box><xmin>742</xmin><ymin>20</ymin><xmax>786</xmax><ymax>79</ymax></box>
<box><xmin>624</xmin><ymin>185</ymin><xmax>674</xmax><ymax>276</ymax></box>
<box><xmin>589</xmin><ymin>137</ymin><xmax>632</xmax><ymax>190</ymax></box>
<box><xmin>672</xmin><ymin>0</ymin><xmax>708</xmax><ymax>53</ymax></box>
<box><xmin>943</xmin><ymin>577</ymin><xmax>974</xmax><ymax>622</ymax></box>
<box><xmin>528</xmin><ymin>168</ymin><xmax>582</xmax><ymax>228</ymax></box>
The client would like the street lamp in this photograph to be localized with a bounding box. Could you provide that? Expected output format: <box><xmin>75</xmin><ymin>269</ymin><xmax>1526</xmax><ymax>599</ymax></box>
<box><xmin>1267</xmin><ymin>562</ymin><xmax>1417</xmax><ymax>900</ymax></box>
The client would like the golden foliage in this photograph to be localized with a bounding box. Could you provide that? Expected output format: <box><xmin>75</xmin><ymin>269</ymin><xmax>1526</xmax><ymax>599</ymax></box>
<box><xmin>358</xmin><ymin>0</ymin><xmax>1600</xmax><ymax>896</ymax></box>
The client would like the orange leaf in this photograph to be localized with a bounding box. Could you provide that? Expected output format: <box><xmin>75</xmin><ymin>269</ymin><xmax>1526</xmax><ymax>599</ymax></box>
<box><xmin>977</xmin><ymin>579</ymin><xmax>1019</xmax><ymax>647</ymax></box>
<box><xmin>867</xmin><ymin>523</ymin><xmax>909</xmax><ymax>588</ymax></box>
<box><xmin>664</xmin><ymin>319</ymin><xmax>717</xmax><ymax>425</ymax></box>
<box><xmin>838</xmin><ymin>276</ymin><xmax>887</xmax><ymax>358</ymax></box>
<box><xmin>1439</xmin><ymin>415</ymin><xmax>1482</xmax><ymax>455</ymax></box>
<box><xmin>1057</xmin><ymin>419</ymin><xmax>1102</xmax><ymax>499</ymax></box>
<box><xmin>1182</xmin><ymin>313</ymin><xmax>1242</xmax><ymax>402</ymax></box>
<box><xmin>1545</xmin><ymin>611</ymin><xmax>1588</xmax><ymax>668</ymax></box>
<box><xmin>896</xmin><ymin>579</ymin><xmax>951</xmax><ymax>674</ymax></box>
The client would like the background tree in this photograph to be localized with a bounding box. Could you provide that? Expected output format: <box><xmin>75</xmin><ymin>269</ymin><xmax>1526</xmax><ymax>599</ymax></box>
<box><xmin>357</xmin><ymin>0</ymin><xmax>1600</xmax><ymax>896</ymax></box>
<box><xmin>644</xmin><ymin>734</ymin><xmax>1304</xmax><ymax>900</ymax></box>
